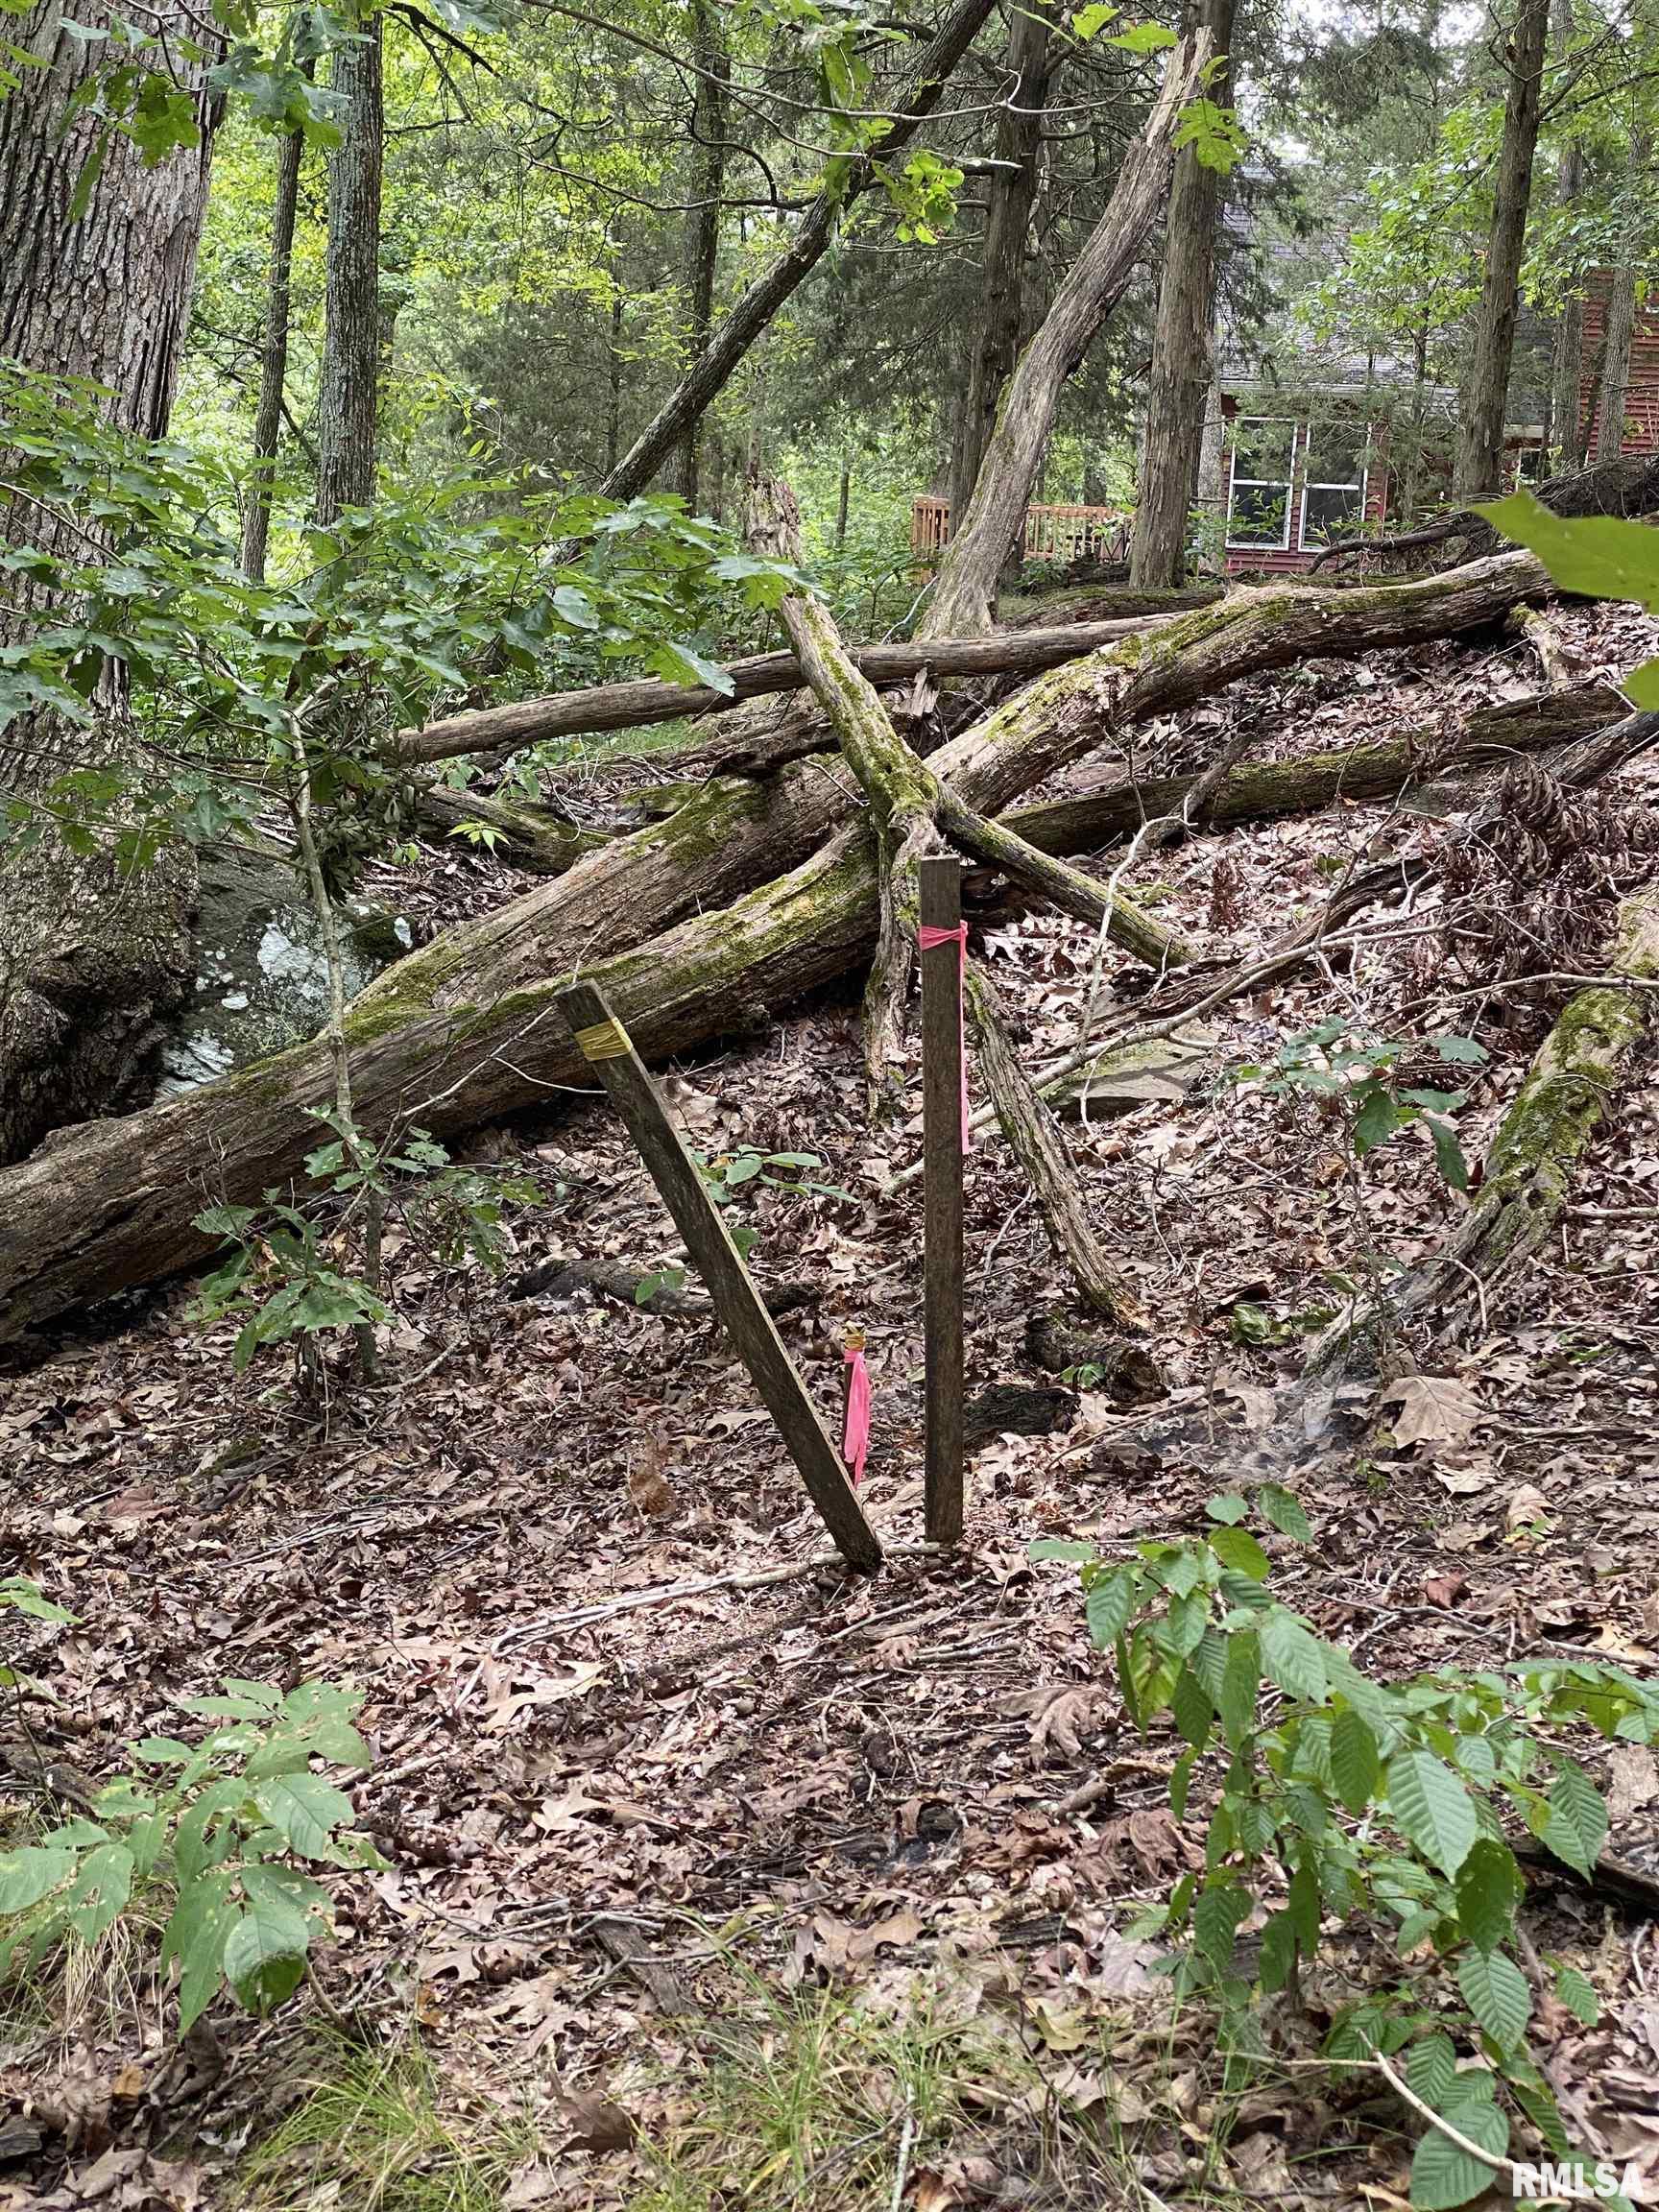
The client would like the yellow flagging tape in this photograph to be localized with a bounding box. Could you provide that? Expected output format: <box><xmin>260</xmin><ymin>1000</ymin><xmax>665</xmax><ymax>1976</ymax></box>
<box><xmin>573</xmin><ymin>1018</ymin><xmax>633</xmax><ymax>1062</ymax></box>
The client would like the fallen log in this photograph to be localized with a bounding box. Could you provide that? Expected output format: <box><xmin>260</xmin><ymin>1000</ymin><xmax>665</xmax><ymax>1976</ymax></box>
<box><xmin>399</xmin><ymin>615</ymin><xmax>1182</xmax><ymax>771</ymax></box>
<box><xmin>1306</xmin><ymin>878</ymin><xmax>1659</xmax><ymax>1378</ymax></box>
<box><xmin>1006</xmin><ymin>680</ymin><xmax>1625</xmax><ymax>854</ymax></box>
<box><xmin>0</xmin><ymin>546</ymin><xmax>1569</xmax><ymax>1339</ymax></box>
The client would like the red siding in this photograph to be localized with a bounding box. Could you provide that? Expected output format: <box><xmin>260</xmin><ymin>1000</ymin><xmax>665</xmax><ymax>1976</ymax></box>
<box><xmin>1575</xmin><ymin>271</ymin><xmax>1659</xmax><ymax>456</ymax></box>
<box><xmin>1218</xmin><ymin>416</ymin><xmax>1390</xmax><ymax>576</ymax></box>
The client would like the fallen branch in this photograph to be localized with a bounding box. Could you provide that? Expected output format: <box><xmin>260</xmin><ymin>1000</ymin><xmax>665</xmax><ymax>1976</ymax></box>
<box><xmin>399</xmin><ymin>615</ymin><xmax>1183</xmax><ymax>771</ymax></box>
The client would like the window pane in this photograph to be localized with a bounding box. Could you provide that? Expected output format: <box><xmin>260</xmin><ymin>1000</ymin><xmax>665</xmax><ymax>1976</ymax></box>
<box><xmin>1232</xmin><ymin>418</ymin><xmax>1297</xmax><ymax>480</ymax></box>
<box><xmin>1302</xmin><ymin>484</ymin><xmax>1363</xmax><ymax>542</ymax></box>
<box><xmin>1304</xmin><ymin>422</ymin><xmax>1365</xmax><ymax>488</ymax></box>
<box><xmin>1229</xmin><ymin>482</ymin><xmax>1292</xmax><ymax>545</ymax></box>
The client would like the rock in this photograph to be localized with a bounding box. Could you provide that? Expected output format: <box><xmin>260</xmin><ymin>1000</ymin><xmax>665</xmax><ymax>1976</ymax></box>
<box><xmin>158</xmin><ymin>844</ymin><xmax>411</xmax><ymax>1094</ymax></box>
<box><xmin>1056</xmin><ymin>1029</ymin><xmax>1218</xmax><ymax>1120</ymax></box>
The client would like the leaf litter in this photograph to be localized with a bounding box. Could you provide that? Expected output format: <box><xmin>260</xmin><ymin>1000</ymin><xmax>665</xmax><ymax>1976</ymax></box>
<box><xmin>0</xmin><ymin>601</ymin><xmax>1657</xmax><ymax>2209</ymax></box>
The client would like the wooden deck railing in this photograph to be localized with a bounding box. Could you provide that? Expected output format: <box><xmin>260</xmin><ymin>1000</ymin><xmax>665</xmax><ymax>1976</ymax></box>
<box><xmin>910</xmin><ymin>495</ymin><xmax>1127</xmax><ymax>562</ymax></box>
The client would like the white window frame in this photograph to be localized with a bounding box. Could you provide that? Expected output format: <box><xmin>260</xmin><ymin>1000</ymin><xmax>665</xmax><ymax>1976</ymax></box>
<box><xmin>1298</xmin><ymin>426</ymin><xmax>1369</xmax><ymax>552</ymax></box>
<box><xmin>1226</xmin><ymin>419</ymin><xmax>1299</xmax><ymax>552</ymax></box>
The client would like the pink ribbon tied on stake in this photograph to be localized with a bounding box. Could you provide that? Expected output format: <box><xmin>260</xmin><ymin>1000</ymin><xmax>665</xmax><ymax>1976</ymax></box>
<box><xmin>841</xmin><ymin>1342</ymin><xmax>872</xmax><ymax>1487</ymax></box>
<box><xmin>916</xmin><ymin>920</ymin><xmax>972</xmax><ymax>1152</ymax></box>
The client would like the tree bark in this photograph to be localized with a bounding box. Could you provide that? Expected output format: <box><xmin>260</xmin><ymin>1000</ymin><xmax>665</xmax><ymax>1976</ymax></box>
<box><xmin>949</xmin><ymin>0</ymin><xmax>1056</xmax><ymax>525</ymax></box>
<box><xmin>1130</xmin><ymin>0</ymin><xmax>1235</xmax><ymax>589</ymax></box>
<box><xmin>0</xmin><ymin>0</ymin><xmax>217</xmax><ymax>1165</ymax></box>
<box><xmin>1452</xmin><ymin>0</ymin><xmax>1550</xmax><ymax>498</ymax></box>
<box><xmin>670</xmin><ymin>0</ymin><xmax>728</xmax><ymax>507</ymax></box>
<box><xmin>242</xmin><ymin>87</ymin><xmax>308</xmax><ymax>579</ymax></box>
<box><xmin>0</xmin><ymin>543</ymin><xmax>1569</xmax><ymax>1335</ymax></box>
<box><xmin>1546</xmin><ymin>0</ymin><xmax>1585</xmax><ymax>471</ymax></box>
<box><xmin>316</xmin><ymin>4</ymin><xmax>384</xmax><ymax>523</ymax></box>
<box><xmin>598</xmin><ymin>0</ymin><xmax>998</xmax><ymax>502</ymax></box>
<box><xmin>924</xmin><ymin>35</ymin><xmax>1211</xmax><ymax>637</ymax></box>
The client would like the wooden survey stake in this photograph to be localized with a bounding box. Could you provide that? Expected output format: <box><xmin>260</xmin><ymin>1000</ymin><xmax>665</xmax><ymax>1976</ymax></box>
<box><xmin>919</xmin><ymin>856</ymin><xmax>965</xmax><ymax>1545</ymax></box>
<box><xmin>556</xmin><ymin>982</ymin><xmax>882</xmax><ymax>1575</ymax></box>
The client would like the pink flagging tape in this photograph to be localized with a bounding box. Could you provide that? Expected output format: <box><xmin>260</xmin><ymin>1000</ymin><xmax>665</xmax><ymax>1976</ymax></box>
<box><xmin>842</xmin><ymin>1345</ymin><xmax>871</xmax><ymax>1486</ymax></box>
<box><xmin>917</xmin><ymin>921</ymin><xmax>971</xmax><ymax>1151</ymax></box>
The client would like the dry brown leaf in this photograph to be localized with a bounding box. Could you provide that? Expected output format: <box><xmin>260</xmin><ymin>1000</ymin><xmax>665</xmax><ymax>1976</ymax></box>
<box><xmin>1607</xmin><ymin>1744</ymin><xmax>1659</xmax><ymax>1821</ymax></box>
<box><xmin>555</xmin><ymin>2090</ymin><xmax>636</xmax><ymax>2153</ymax></box>
<box><xmin>1504</xmin><ymin>1484</ymin><xmax>1554</xmax><ymax>1535</ymax></box>
<box><xmin>1382</xmin><ymin>1373</ymin><xmax>1486</xmax><ymax>1448</ymax></box>
<box><xmin>1028</xmin><ymin>1686</ymin><xmax>1097</xmax><ymax>1757</ymax></box>
<box><xmin>849</xmin><ymin>1907</ymin><xmax>925</xmax><ymax>1960</ymax></box>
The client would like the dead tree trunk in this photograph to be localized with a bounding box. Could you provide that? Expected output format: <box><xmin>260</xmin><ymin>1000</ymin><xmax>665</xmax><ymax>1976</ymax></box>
<box><xmin>924</xmin><ymin>35</ymin><xmax>1211</xmax><ymax>637</ymax></box>
<box><xmin>316</xmin><ymin>0</ymin><xmax>384</xmax><ymax>522</ymax></box>
<box><xmin>1453</xmin><ymin>0</ymin><xmax>1549</xmax><ymax>498</ymax></box>
<box><xmin>0</xmin><ymin>0</ymin><xmax>217</xmax><ymax>1165</ymax></box>
<box><xmin>0</xmin><ymin>544</ymin><xmax>1569</xmax><ymax>1337</ymax></box>
<box><xmin>1130</xmin><ymin>0</ymin><xmax>1235</xmax><ymax>589</ymax></box>
<box><xmin>949</xmin><ymin>0</ymin><xmax>1056</xmax><ymax>525</ymax></box>
<box><xmin>670</xmin><ymin>0</ymin><xmax>728</xmax><ymax>507</ymax></box>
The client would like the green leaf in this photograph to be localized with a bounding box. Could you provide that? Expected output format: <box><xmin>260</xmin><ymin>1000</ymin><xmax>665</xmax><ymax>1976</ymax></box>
<box><xmin>0</xmin><ymin>1576</ymin><xmax>75</xmax><ymax>1622</ymax></box>
<box><xmin>1426</xmin><ymin>1116</ymin><xmax>1470</xmax><ymax>1191</ymax></box>
<box><xmin>1354</xmin><ymin>1085</ymin><xmax>1407</xmax><ymax>1156</ymax></box>
<box><xmin>1331</xmin><ymin>1709</ymin><xmax>1381</xmax><ymax>1815</ymax></box>
<box><xmin>1209</xmin><ymin>1526</ymin><xmax>1270</xmax><ymax>1582</ymax></box>
<box><xmin>1386</xmin><ymin>1748</ymin><xmax>1478</xmax><ymax>1875</ymax></box>
<box><xmin>1539</xmin><ymin>1760</ymin><xmax>1608</xmax><ymax>1878</ymax></box>
<box><xmin>1479</xmin><ymin>491</ymin><xmax>1659</xmax><ymax>610</ymax></box>
<box><xmin>1554</xmin><ymin>1963</ymin><xmax>1599</xmax><ymax>2026</ymax></box>
<box><xmin>1455</xmin><ymin>1948</ymin><xmax>1530</xmax><ymax>2053</ymax></box>
<box><xmin>1170</xmin><ymin>1666</ymin><xmax>1213</xmax><ymax>1749</ymax></box>
<box><xmin>1084</xmin><ymin>1567</ymin><xmax>1136</xmax><ymax>1648</ymax></box>
<box><xmin>66</xmin><ymin>1842</ymin><xmax>133</xmax><ymax>1942</ymax></box>
<box><xmin>252</xmin><ymin>1772</ymin><xmax>354</xmax><ymax>1863</ymax></box>
<box><xmin>1258</xmin><ymin>1484</ymin><xmax>1311</xmax><ymax>1542</ymax></box>
<box><xmin>1260</xmin><ymin>1609</ymin><xmax>1330</xmax><ymax>1702</ymax></box>
<box><xmin>1407</xmin><ymin>2092</ymin><xmax>1507</xmax><ymax>2209</ymax></box>
<box><xmin>1205</xmin><ymin>1494</ymin><xmax>1248</xmax><ymax>1524</ymax></box>
<box><xmin>1406</xmin><ymin>2033</ymin><xmax>1457</xmax><ymax>2108</ymax></box>
<box><xmin>1218</xmin><ymin>1630</ymin><xmax>1259</xmax><ymax>1748</ymax></box>
<box><xmin>1027</xmin><ymin>1539</ymin><xmax>1096</xmax><ymax>1565</ymax></box>
<box><xmin>0</xmin><ymin>1846</ymin><xmax>75</xmax><ymax>1912</ymax></box>
<box><xmin>1191</xmin><ymin>1881</ymin><xmax>1249</xmax><ymax>1973</ymax></box>
<box><xmin>1454</xmin><ymin>1838</ymin><xmax>1522</xmax><ymax>1955</ymax></box>
<box><xmin>221</xmin><ymin>1898</ymin><xmax>306</xmax><ymax>2016</ymax></box>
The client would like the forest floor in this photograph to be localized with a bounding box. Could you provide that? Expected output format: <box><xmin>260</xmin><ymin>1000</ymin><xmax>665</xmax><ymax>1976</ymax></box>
<box><xmin>3</xmin><ymin>599</ymin><xmax>1659</xmax><ymax>2212</ymax></box>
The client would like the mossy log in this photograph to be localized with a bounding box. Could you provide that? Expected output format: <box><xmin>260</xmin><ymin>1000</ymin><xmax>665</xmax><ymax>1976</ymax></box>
<box><xmin>414</xmin><ymin>782</ymin><xmax>603</xmax><ymax>875</ymax></box>
<box><xmin>1307</xmin><ymin>885</ymin><xmax>1659</xmax><ymax>1377</ymax></box>
<box><xmin>0</xmin><ymin>546</ymin><xmax>1579</xmax><ymax>1340</ymax></box>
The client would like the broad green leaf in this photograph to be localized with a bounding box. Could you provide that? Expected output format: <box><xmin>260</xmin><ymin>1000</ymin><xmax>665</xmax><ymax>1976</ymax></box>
<box><xmin>66</xmin><ymin>1842</ymin><xmax>133</xmax><ymax>1942</ymax></box>
<box><xmin>1209</xmin><ymin>1526</ymin><xmax>1270</xmax><ymax>1581</ymax></box>
<box><xmin>1258</xmin><ymin>1484</ymin><xmax>1311</xmax><ymax>1542</ymax></box>
<box><xmin>1386</xmin><ymin>1748</ymin><xmax>1478</xmax><ymax>1874</ymax></box>
<box><xmin>1191</xmin><ymin>1881</ymin><xmax>1249</xmax><ymax>1973</ymax></box>
<box><xmin>1406</xmin><ymin>2032</ymin><xmax>1457</xmax><ymax>2108</ymax></box>
<box><xmin>1084</xmin><ymin>1567</ymin><xmax>1135</xmax><ymax>1648</ymax></box>
<box><xmin>1456</xmin><ymin>1947</ymin><xmax>1530</xmax><ymax>2053</ymax></box>
<box><xmin>252</xmin><ymin>1772</ymin><xmax>354</xmax><ymax>1862</ymax></box>
<box><xmin>1260</xmin><ymin>1608</ymin><xmax>1330</xmax><ymax>1702</ymax></box>
<box><xmin>1426</xmin><ymin>1117</ymin><xmax>1469</xmax><ymax>1192</ymax></box>
<box><xmin>1027</xmin><ymin>1539</ymin><xmax>1096</xmax><ymax>1565</ymax></box>
<box><xmin>1539</xmin><ymin>1760</ymin><xmax>1607</xmax><ymax>1878</ymax></box>
<box><xmin>1555</xmin><ymin>1963</ymin><xmax>1599</xmax><ymax>2025</ymax></box>
<box><xmin>1218</xmin><ymin>1630</ymin><xmax>1259</xmax><ymax>1747</ymax></box>
<box><xmin>1331</xmin><ymin>1709</ymin><xmax>1381</xmax><ymax>1815</ymax></box>
<box><xmin>1479</xmin><ymin>491</ymin><xmax>1659</xmax><ymax>608</ymax></box>
<box><xmin>0</xmin><ymin>1846</ymin><xmax>75</xmax><ymax>1912</ymax></box>
<box><xmin>0</xmin><ymin>1576</ymin><xmax>75</xmax><ymax>1622</ymax></box>
<box><xmin>1408</xmin><ymin>2091</ymin><xmax>1507</xmax><ymax>2210</ymax></box>
<box><xmin>222</xmin><ymin>1901</ymin><xmax>306</xmax><ymax>2016</ymax></box>
<box><xmin>1170</xmin><ymin>1666</ymin><xmax>1213</xmax><ymax>1750</ymax></box>
<box><xmin>1205</xmin><ymin>1494</ymin><xmax>1248</xmax><ymax>1524</ymax></box>
<box><xmin>1454</xmin><ymin>1838</ymin><xmax>1521</xmax><ymax>1954</ymax></box>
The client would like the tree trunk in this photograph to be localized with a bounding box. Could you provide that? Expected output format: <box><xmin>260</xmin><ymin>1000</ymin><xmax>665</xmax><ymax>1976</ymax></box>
<box><xmin>1546</xmin><ymin>0</ymin><xmax>1585</xmax><ymax>472</ymax></box>
<box><xmin>316</xmin><ymin>4</ymin><xmax>384</xmax><ymax>524</ymax></box>
<box><xmin>242</xmin><ymin>106</ymin><xmax>307</xmax><ymax>580</ymax></box>
<box><xmin>670</xmin><ymin>0</ymin><xmax>728</xmax><ymax>507</ymax></box>
<box><xmin>0</xmin><ymin>0</ymin><xmax>217</xmax><ymax>1165</ymax></box>
<box><xmin>924</xmin><ymin>36</ymin><xmax>1210</xmax><ymax>638</ymax></box>
<box><xmin>1452</xmin><ymin>0</ymin><xmax>1549</xmax><ymax>498</ymax></box>
<box><xmin>1130</xmin><ymin>0</ymin><xmax>1235</xmax><ymax>589</ymax></box>
<box><xmin>606</xmin><ymin>285</ymin><xmax>624</xmax><ymax>478</ymax></box>
<box><xmin>0</xmin><ymin>541</ymin><xmax>1573</xmax><ymax>1336</ymax></box>
<box><xmin>949</xmin><ymin>0</ymin><xmax>1056</xmax><ymax>525</ymax></box>
<box><xmin>599</xmin><ymin>0</ymin><xmax>998</xmax><ymax>502</ymax></box>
